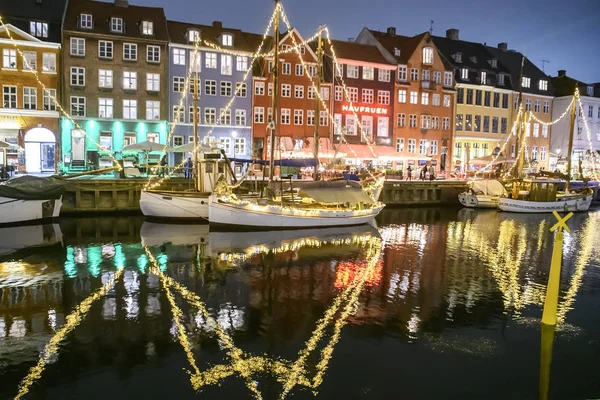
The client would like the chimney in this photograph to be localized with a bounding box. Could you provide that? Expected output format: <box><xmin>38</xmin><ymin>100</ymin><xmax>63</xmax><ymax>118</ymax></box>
<box><xmin>497</xmin><ymin>42</ymin><xmax>508</xmax><ymax>51</ymax></box>
<box><xmin>348</xmin><ymin>37</ymin><xmax>354</xmax><ymax>42</ymax></box>
<box><xmin>387</xmin><ymin>27</ymin><xmax>396</xmax><ymax>36</ymax></box>
<box><xmin>212</xmin><ymin>21</ymin><xmax>223</xmax><ymax>29</ymax></box>
<box><xmin>114</xmin><ymin>0</ymin><xmax>128</xmax><ymax>7</ymax></box>
<box><xmin>446</xmin><ymin>29</ymin><xmax>459</xmax><ymax>40</ymax></box>
<box><xmin>558</xmin><ymin>69</ymin><xmax>566</xmax><ymax>77</ymax></box>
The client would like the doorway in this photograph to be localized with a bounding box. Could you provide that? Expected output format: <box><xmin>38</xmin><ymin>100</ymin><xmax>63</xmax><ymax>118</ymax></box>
<box><xmin>24</xmin><ymin>127</ymin><xmax>56</xmax><ymax>173</ymax></box>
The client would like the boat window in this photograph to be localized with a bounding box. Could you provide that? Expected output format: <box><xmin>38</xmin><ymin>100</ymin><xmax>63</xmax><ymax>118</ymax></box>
<box><xmin>206</xmin><ymin>163</ymin><xmax>213</xmax><ymax>173</ymax></box>
<box><xmin>218</xmin><ymin>163</ymin><xmax>225</xmax><ymax>174</ymax></box>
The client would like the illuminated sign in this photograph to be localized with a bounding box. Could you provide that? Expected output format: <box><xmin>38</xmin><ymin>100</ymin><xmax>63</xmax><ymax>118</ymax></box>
<box><xmin>341</xmin><ymin>105</ymin><xmax>388</xmax><ymax>115</ymax></box>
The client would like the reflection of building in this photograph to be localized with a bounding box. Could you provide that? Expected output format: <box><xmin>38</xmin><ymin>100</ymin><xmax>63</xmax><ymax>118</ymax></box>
<box><xmin>0</xmin><ymin>24</ymin><xmax>61</xmax><ymax>173</ymax></box>
<box><xmin>356</xmin><ymin>28</ymin><xmax>455</xmax><ymax>173</ymax></box>
<box><xmin>60</xmin><ymin>0</ymin><xmax>169</xmax><ymax>172</ymax></box>
<box><xmin>166</xmin><ymin>21</ymin><xmax>254</xmax><ymax>167</ymax></box>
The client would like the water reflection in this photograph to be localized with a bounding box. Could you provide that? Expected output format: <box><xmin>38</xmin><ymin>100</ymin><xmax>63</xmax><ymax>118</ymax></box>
<box><xmin>0</xmin><ymin>209</ymin><xmax>599</xmax><ymax>399</ymax></box>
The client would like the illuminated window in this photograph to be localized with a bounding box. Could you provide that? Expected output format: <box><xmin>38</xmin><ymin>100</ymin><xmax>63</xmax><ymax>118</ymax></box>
<box><xmin>142</xmin><ymin>21</ymin><xmax>154</xmax><ymax>35</ymax></box>
<box><xmin>422</xmin><ymin>47</ymin><xmax>434</xmax><ymax>64</ymax></box>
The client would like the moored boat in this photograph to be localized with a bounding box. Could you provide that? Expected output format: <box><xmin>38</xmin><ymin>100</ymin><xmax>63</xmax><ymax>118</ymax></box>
<box><xmin>458</xmin><ymin>179</ymin><xmax>507</xmax><ymax>209</ymax></box>
<box><xmin>0</xmin><ymin>175</ymin><xmax>64</xmax><ymax>225</ymax></box>
<box><xmin>498</xmin><ymin>179</ymin><xmax>593</xmax><ymax>213</ymax></box>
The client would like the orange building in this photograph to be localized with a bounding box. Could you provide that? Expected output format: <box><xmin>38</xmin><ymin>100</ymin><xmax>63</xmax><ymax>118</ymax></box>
<box><xmin>356</xmin><ymin>28</ymin><xmax>456</xmax><ymax>175</ymax></box>
<box><xmin>250</xmin><ymin>28</ymin><xmax>333</xmax><ymax>164</ymax></box>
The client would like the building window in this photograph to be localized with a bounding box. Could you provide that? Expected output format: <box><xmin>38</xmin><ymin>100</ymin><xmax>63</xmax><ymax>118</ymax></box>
<box><xmin>345</xmin><ymin>114</ymin><xmax>357</xmax><ymax>135</ymax></box>
<box><xmin>539</xmin><ymin>80</ymin><xmax>548</xmax><ymax>91</ymax></box>
<box><xmin>220</xmin><ymin>108</ymin><xmax>231</xmax><ymax>125</ymax></box>
<box><xmin>320</xmin><ymin>87</ymin><xmax>330</xmax><ymax>101</ymax></box>
<box><xmin>294</xmin><ymin>63</ymin><xmax>304</xmax><ymax>76</ymax></box>
<box><xmin>398</xmin><ymin>65</ymin><xmax>407</xmax><ymax>81</ymax></box>
<box><xmin>533</xmin><ymin>123</ymin><xmax>540</xmax><ymax>137</ymax></box>
<box><xmin>443</xmin><ymin>95</ymin><xmax>451</xmax><ymax>107</ymax></box>
<box><xmin>2</xmin><ymin>49</ymin><xmax>16</xmax><ymax>69</ymax></box>
<box><xmin>23</xmin><ymin>51</ymin><xmax>36</xmax><ymax>71</ymax></box>
<box><xmin>456</xmin><ymin>114</ymin><xmax>463</xmax><ymax>131</ymax></box>
<box><xmin>146</xmin><ymin>73</ymin><xmax>160</xmax><ymax>92</ymax></box>
<box><xmin>70</xmin><ymin>67</ymin><xmax>85</xmax><ymax>86</ymax></box>
<box><xmin>294</xmin><ymin>109</ymin><xmax>303</xmax><ymax>125</ymax></box>
<box><xmin>147</xmin><ymin>45</ymin><xmax>160</xmax><ymax>63</ymax></box>
<box><xmin>123</xmin><ymin>100</ymin><xmax>137</xmax><ymax>119</ymax></box>
<box><xmin>377</xmin><ymin>117</ymin><xmax>389</xmax><ymax>137</ymax></box>
<box><xmin>500</xmin><ymin>118</ymin><xmax>507</xmax><ymax>134</ymax></box>
<box><xmin>205</xmin><ymin>80</ymin><xmax>216</xmax><ymax>96</ymax></box>
<box><xmin>475</xmin><ymin>90</ymin><xmax>482</xmax><ymax>106</ymax></box>
<box><xmin>294</xmin><ymin>85</ymin><xmax>304</xmax><ymax>99</ymax></box>
<box><xmin>172</xmin><ymin>76</ymin><xmax>185</xmax><ymax>92</ymax></box>
<box><xmin>29</xmin><ymin>21</ymin><xmax>48</xmax><ymax>38</ymax></box>
<box><xmin>43</xmin><ymin>88</ymin><xmax>56</xmax><ymax>111</ymax></box>
<box><xmin>204</xmin><ymin>108</ymin><xmax>216</xmax><ymax>124</ymax></box>
<box><xmin>123</xmin><ymin>71</ymin><xmax>137</xmax><ymax>90</ymax></box>
<box><xmin>444</xmin><ymin>71</ymin><xmax>453</xmax><ymax>87</ymax></box>
<box><xmin>493</xmin><ymin>92</ymin><xmax>500</xmax><ymax>108</ymax></box>
<box><xmin>99</xmin><ymin>132</ymin><xmax>112</xmax><ymax>150</ymax></box>
<box><xmin>397</xmin><ymin>113</ymin><xmax>406</xmax><ymax>127</ymax></box>
<box><xmin>465</xmin><ymin>89</ymin><xmax>473</xmax><ymax>105</ymax></box>
<box><xmin>142</xmin><ymin>21</ymin><xmax>153</xmax><ymax>35</ymax></box>
<box><xmin>281</xmin><ymin>108</ymin><xmax>291</xmax><ymax>125</ymax></box>
<box><xmin>410</xmin><ymin>91</ymin><xmax>418</xmax><ymax>104</ymax></box>
<box><xmin>147</xmin><ymin>133</ymin><xmax>159</xmax><ymax>143</ymax></box>
<box><xmin>219</xmin><ymin>138</ymin><xmax>231</xmax><ymax>154</ymax></box>
<box><xmin>347</xmin><ymin>65</ymin><xmax>359</xmax><ymax>79</ymax></box>
<box><xmin>42</xmin><ymin>53</ymin><xmax>56</xmax><ymax>73</ymax></box>
<box><xmin>421</xmin><ymin>115</ymin><xmax>431</xmax><ymax>129</ymax></box>
<box><xmin>410</xmin><ymin>68</ymin><xmax>419</xmax><ymax>81</ymax></box>
<box><xmin>123</xmin><ymin>43</ymin><xmax>137</xmax><ymax>61</ymax></box>
<box><xmin>480</xmin><ymin>71</ymin><xmax>487</xmax><ymax>84</ymax></box>
<box><xmin>363</xmin><ymin>66</ymin><xmax>374</xmax><ymax>80</ymax></box>
<box><xmin>540</xmin><ymin>146</ymin><xmax>547</xmax><ymax>161</ymax></box>
<box><xmin>281</xmin><ymin>84</ymin><xmax>291</xmax><ymax>98</ymax></box>
<box><xmin>203</xmin><ymin>53</ymin><xmax>216</xmax><ymax>69</ymax></box>
<box><xmin>534</xmin><ymin>100</ymin><xmax>541</xmax><ymax>113</ymax></box>
<box><xmin>457</xmin><ymin>88</ymin><xmax>464</xmax><ymax>104</ymax></box>
<box><xmin>396</xmin><ymin>138</ymin><xmax>404</xmax><ymax>152</ymax></box>
<box><xmin>483</xmin><ymin>116</ymin><xmax>490</xmax><ymax>132</ymax></box>
<box><xmin>430</xmin><ymin>140</ymin><xmax>438</xmax><ymax>155</ymax></box>
<box><xmin>589</xmin><ymin>105</ymin><xmax>594</xmax><ymax>118</ymax></box>
<box><xmin>525</xmin><ymin>98</ymin><xmax>532</xmax><ymax>111</ymax></box>
<box><xmin>172</xmin><ymin>136</ymin><xmax>184</xmax><ymax>147</ymax></box>
<box><xmin>255</xmin><ymin>82</ymin><xmax>265</xmax><ymax>96</ymax></box>
<box><xmin>235</xmin><ymin>138</ymin><xmax>246</xmax><ymax>154</ymax></box>
<box><xmin>80</xmin><ymin>13</ymin><xmax>92</xmax><ymax>29</ymax></box>
<box><xmin>347</xmin><ymin>87</ymin><xmax>358</xmax><ymax>102</ymax></box>
<box><xmin>98</xmin><ymin>40</ymin><xmax>113</xmax><ymax>59</ymax></box>
<box><xmin>236</xmin><ymin>82</ymin><xmax>247</xmax><ymax>98</ymax></box>
<box><xmin>498</xmin><ymin>73</ymin><xmax>505</xmax><ymax>86</ymax></box>
<box><xmin>398</xmin><ymin>90</ymin><xmax>407</xmax><ymax>103</ymax></box>
<box><xmin>442</xmin><ymin>117</ymin><xmax>450</xmax><ymax>130</ymax></box>
<box><xmin>532</xmin><ymin>146</ymin><xmax>538</xmax><ymax>160</ymax></box>
<box><xmin>187</xmin><ymin>29</ymin><xmax>200</xmax><ymax>43</ymax></box>
<box><xmin>173</xmin><ymin>48</ymin><xmax>186</xmax><ymax>65</ymax></box>
<box><xmin>433</xmin><ymin>71</ymin><xmax>441</xmax><ymax>84</ymax></box>
<box><xmin>378</xmin><ymin>69</ymin><xmax>391</xmax><ymax>82</ymax></box>
<box><xmin>235</xmin><ymin>56</ymin><xmax>248</xmax><ymax>72</ymax></box>
<box><xmin>465</xmin><ymin>114</ymin><xmax>472</xmax><ymax>131</ymax></box>
<box><xmin>473</xmin><ymin>115</ymin><xmax>481</xmax><ymax>132</ymax></box>
<box><xmin>254</xmin><ymin>107</ymin><xmax>264</xmax><ymax>123</ymax></box>
<box><xmin>542</xmin><ymin>125</ymin><xmax>548</xmax><ymax>138</ymax></box>
<box><xmin>188</xmin><ymin>106</ymin><xmax>199</xmax><ymax>123</ymax></box>
<box><xmin>422</xmin><ymin>47</ymin><xmax>434</xmax><ymax>64</ymax></box>
<box><xmin>307</xmin><ymin>110</ymin><xmax>315</xmax><ymax>126</ymax></box>
<box><xmin>335</xmin><ymin>86</ymin><xmax>343</xmax><ymax>101</ymax></box>
<box><xmin>378</xmin><ymin>90</ymin><xmax>390</xmax><ymax>105</ymax></box>
<box><xmin>543</xmin><ymin>101</ymin><xmax>550</xmax><ymax>114</ymax></box>
<box><xmin>70</xmin><ymin>96</ymin><xmax>85</xmax><ymax>116</ymax></box>
<box><xmin>235</xmin><ymin>109</ymin><xmax>246</xmax><ymax>126</ymax></box>
<box><xmin>432</xmin><ymin>116</ymin><xmax>439</xmax><ymax>130</ymax></box>
<box><xmin>23</xmin><ymin>87</ymin><xmax>37</xmax><ymax>109</ymax></box>
<box><xmin>455</xmin><ymin>143</ymin><xmax>462</xmax><ymax>158</ymax></box>
<box><xmin>110</xmin><ymin>17</ymin><xmax>123</xmax><ymax>33</ymax></box>
<box><xmin>422</xmin><ymin>69</ymin><xmax>430</xmax><ymax>84</ymax></box>
<box><xmin>483</xmin><ymin>91</ymin><xmax>491</xmax><ymax>107</ymax></box>
<box><xmin>221</xmin><ymin>55</ymin><xmax>232</xmax><ymax>75</ymax></box>
<box><xmin>409</xmin><ymin>114</ymin><xmax>417</xmax><ymax>128</ymax></box>
<box><xmin>522</xmin><ymin>76</ymin><xmax>531</xmax><ymax>88</ymax></box>
<box><xmin>99</xmin><ymin>98</ymin><xmax>113</xmax><ymax>118</ymax></box>
<box><xmin>408</xmin><ymin>139</ymin><xmax>416</xmax><ymax>153</ymax></box>
<box><xmin>461</xmin><ymin>68</ymin><xmax>468</xmax><ymax>80</ymax></box>
<box><xmin>281</xmin><ymin>62</ymin><xmax>291</xmax><ymax>75</ymax></box>
<box><xmin>421</xmin><ymin>92</ymin><xmax>429</xmax><ymax>105</ymax></box>
<box><xmin>363</xmin><ymin>89</ymin><xmax>374</xmax><ymax>103</ymax></box>
<box><xmin>492</xmin><ymin>117</ymin><xmax>499</xmax><ymax>133</ymax></box>
<box><xmin>220</xmin><ymin>81</ymin><xmax>232</xmax><ymax>97</ymax></box>
<box><xmin>173</xmin><ymin>106</ymin><xmax>184</xmax><ymax>123</ymax></box>
<box><xmin>307</xmin><ymin>64</ymin><xmax>317</xmax><ymax>77</ymax></box>
<box><xmin>222</xmin><ymin>34</ymin><xmax>233</xmax><ymax>46</ymax></box>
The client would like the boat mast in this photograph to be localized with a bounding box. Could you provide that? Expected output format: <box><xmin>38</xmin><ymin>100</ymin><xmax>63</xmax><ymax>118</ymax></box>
<box><xmin>268</xmin><ymin>0</ymin><xmax>280</xmax><ymax>181</ymax></box>
<box><xmin>565</xmin><ymin>89</ymin><xmax>577</xmax><ymax>193</ymax></box>
<box><xmin>515</xmin><ymin>56</ymin><xmax>525</xmax><ymax>180</ymax></box>
<box><xmin>193</xmin><ymin>67</ymin><xmax>200</xmax><ymax>191</ymax></box>
<box><xmin>313</xmin><ymin>26</ymin><xmax>323</xmax><ymax>181</ymax></box>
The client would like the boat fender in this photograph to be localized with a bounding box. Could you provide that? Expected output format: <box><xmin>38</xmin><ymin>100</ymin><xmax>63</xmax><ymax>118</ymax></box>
<box><xmin>162</xmin><ymin>196</ymin><xmax>172</xmax><ymax>200</ymax></box>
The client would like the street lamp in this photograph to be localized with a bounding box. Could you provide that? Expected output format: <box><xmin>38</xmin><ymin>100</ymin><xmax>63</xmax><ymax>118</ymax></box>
<box><xmin>231</xmin><ymin>130</ymin><xmax>238</xmax><ymax>176</ymax></box>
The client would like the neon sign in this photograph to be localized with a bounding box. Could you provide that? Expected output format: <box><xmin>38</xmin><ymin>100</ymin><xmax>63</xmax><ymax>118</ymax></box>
<box><xmin>341</xmin><ymin>105</ymin><xmax>388</xmax><ymax>115</ymax></box>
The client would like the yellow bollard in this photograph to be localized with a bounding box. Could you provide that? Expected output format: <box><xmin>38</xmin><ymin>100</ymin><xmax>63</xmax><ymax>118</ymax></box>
<box><xmin>541</xmin><ymin>211</ymin><xmax>573</xmax><ymax>326</ymax></box>
<box><xmin>539</xmin><ymin>323</ymin><xmax>556</xmax><ymax>400</ymax></box>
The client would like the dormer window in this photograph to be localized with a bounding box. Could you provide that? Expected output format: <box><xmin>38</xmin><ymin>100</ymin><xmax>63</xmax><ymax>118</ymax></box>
<box><xmin>142</xmin><ymin>21</ymin><xmax>153</xmax><ymax>35</ymax></box>
<box><xmin>490</xmin><ymin>59</ymin><xmax>497</xmax><ymax>68</ymax></box>
<box><xmin>469</xmin><ymin>56</ymin><xmax>477</xmax><ymax>63</ymax></box>
<box><xmin>188</xmin><ymin>29</ymin><xmax>200</xmax><ymax>43</ymax></box>
<box><xmin>110</xmin><ymin>17</ymin><xmax>123</xmax><ymax>33</ymax></box>
<box><xmin>460</xmin><ymin>68</ymin><xmax>468</xmax><ymax>80</ymax></box>
<box><xmin>422</xmin><ymin>47</ymin><xmax>434</xmax><ymax>64</ymax></box>
<box><xmin>222</xmin><ymin>33</ymin><xmax>233</xmax><ymax>47</ymax></box>
<box><xmin>498</xmin><ymin>73</ymin><xmax>505</xmax><ymax>86</ymax></box>
<box><xmin>454</xmin><ymin>53</ymin><xmax>462</xmax><ymax>63</ymax></box>
<box><xmin>80</xmin><ymin>13</ymin><xmax>93</xmax><ymax>29</ymax></box>
<box><xmin>394</xmin><ymin>47</ymin><xmax>401</xmax><ymax>57</ymax></box>
<box><xmin>539</xmin><ymin>80</ymin><xmax>548</xmax><ymax>91</ymax></box>
<box><xmin>587</xmin><ymin>86</ymin><xmax>594</xmax><ymax>96</ymax></box>
<box><xmin>29</xmin><ymin>21</ymin><xmax>48</xmax><ymax>38</ymax></box>
<box><xmin>480</xmin><ymin>71</ymin><xmax>487</xmax><ymax>85</ymax></box>
<box><xmin>522</xmin><ymin>76</ymin><xmax>531</xmax><ymax>88</ymax></box>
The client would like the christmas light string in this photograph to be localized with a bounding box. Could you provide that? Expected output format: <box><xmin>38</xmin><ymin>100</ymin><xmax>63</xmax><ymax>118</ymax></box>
<box><xmin>475</xmin><ymin>106</ymin><xmax>522</xmax><ymax>175</ymax></box>
<box><xmin>0</xmin><ymin>15</ymin><xmax>122</xmax><ymax>170</ymax></box>
<box><xmin>575</xmin><ymin>89</ymin><xmax>600</xmax><ymax>181</ymax></box>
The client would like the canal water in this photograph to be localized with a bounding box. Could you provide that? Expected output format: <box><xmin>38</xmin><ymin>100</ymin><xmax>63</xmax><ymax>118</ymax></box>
<box><xmin>1</xmin><ymin>208</ymin><xmax>600</xmax><ymax>400</ymax></box>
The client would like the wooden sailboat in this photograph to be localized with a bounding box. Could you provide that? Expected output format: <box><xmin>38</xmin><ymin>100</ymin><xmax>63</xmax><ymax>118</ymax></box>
<box><xmin>140</xmin><ymin>70</ymin><xmax>231</xmax><ymax>221</ymax></box>
<box><xmin>498</xmin><ymin>90</ymin><xmax>594</xmax><ymax>213</ymax></box>
<box><xmin>208</xmin><ymin>5</ymin><xmax>384</xmax><ymax>228</ymax></box>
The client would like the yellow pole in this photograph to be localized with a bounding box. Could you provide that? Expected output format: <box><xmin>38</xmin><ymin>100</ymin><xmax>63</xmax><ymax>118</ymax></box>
<box><xmin>539</xmin><ymin>323</ymin><xmax>556</xmax><ymax>400</ymax></box>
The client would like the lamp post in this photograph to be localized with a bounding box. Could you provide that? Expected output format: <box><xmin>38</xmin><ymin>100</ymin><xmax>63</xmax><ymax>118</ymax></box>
<box><xmin>232</xmin><ymin>130</ymin><xmax>238</xmax><ymax>177</ymax></box>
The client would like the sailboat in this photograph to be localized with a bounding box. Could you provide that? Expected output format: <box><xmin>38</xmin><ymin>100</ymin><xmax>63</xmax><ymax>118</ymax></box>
<box><xmin>140</xmin><ymin>71</ymin><xmax>232</xmax><ymax>221</ymax></box>
<box><xmin>208</xmin><ymin>5</ymin><xmax>385</xmax><ymax>228</ymax></box>
<box><xmin>458</xmin><ymin>179</ymin><xmax>507</xmax><ymax>209</ymax></box>
<box><xmin>498</xmin><ymin>90</ymin><xmax>594</xmax><ymax>213</ymax></box>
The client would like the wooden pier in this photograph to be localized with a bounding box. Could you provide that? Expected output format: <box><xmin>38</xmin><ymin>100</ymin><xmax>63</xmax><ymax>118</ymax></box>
<box><xmin>61</xmin><ymin>178</ymin><xmax>468</xmax><ymax>214</ymax></box>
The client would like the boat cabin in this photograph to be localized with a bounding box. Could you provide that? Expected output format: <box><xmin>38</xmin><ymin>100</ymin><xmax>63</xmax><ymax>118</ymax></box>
<box><xmin>510</xmin><ymin>179</ymin><xmax>559</xmax><ymax>202</ymax></box>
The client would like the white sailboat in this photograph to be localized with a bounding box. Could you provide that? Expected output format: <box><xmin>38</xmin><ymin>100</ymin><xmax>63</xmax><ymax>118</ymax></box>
<box><xmin>0</xmin><ymin>175</ymin><xmax>64</xmax><ymax>225</ymax></box>
<box><xmin>140</xmin><ymin>72</ymin><xmax>232</xmax><ymax>221</ymax></box>
<box><xmin>208</xmin><ymin>8</ymin><xmax>385</xmax><ymax>228</ymax></box>
<box><xmin>458</xmin><ymin>179</ymin><xmax>507</xmax><ymax>209</ymax></box>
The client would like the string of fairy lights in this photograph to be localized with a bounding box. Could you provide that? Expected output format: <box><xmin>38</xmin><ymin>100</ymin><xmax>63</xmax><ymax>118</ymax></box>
<box><xmin>574</xmin><ymin>88</ymin><xmax>600</xmax><ymax>181</ymax></box>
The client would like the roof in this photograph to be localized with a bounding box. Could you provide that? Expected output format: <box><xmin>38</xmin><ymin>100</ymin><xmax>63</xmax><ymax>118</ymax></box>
<box><xmin>0</xmin><ymin>0</ymin><xmax>67</xmax><ymax>22</ymax></box>
<box><xmin>323</xmin><ymin>39</ymin><xmax>395</xmax><ymax>66</ymax></box>
<box><xmin>167</xmin><ymin>20</ymin><xmax>257</xmax><ymax>53</ymax></box>
<box><xmin>551</xmin><ymin>74</ymin><xmax>600</xmax><ymax>98</ymax></box>
<box><xmin>485</xmin><ymin>46</ymin><xmax>552</xmax><ymax>96</ymax></box>
<box><xmin>367</xmin><ymin>30</ymin><xmax>424</xmax><ymax>64</ymax></box>
<box><xmin>62</xmin><ymin>0</ymin><xmax>169</xmax><ymax>42</ymax></box>
<box><xmin>298</xmin><ymin>185</ymin><xmax>375</xmax><ymax>204</ymax></box>
<box><xmin>432</xmin><ymin>35</ymin><xmax>513</xmax><ymax>89</ymax></box>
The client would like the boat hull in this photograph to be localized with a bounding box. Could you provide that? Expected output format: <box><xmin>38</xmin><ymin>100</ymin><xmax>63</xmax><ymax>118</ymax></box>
<box><xmin>0</xmin><ymin>196</ymin><xmax>62</xmax><ymax>225</ymax></box>
<box><xmin>208</xmin><ymin>196</ymin><xmax>385</xmax><ymax>228</ymax></box>
<box><xmin>458</xmin><ymin>192</ymin><xmax>499</xmax><ymax>209</ymax></box>
<box><xmin>140</xmin><ymin>191</ymin><xmax>209</xmax><ymax>220</ymax></box>
<box><xmin>498</xmin><ymin>194</ymin><xmax>593</xmax><ymax>213</ymax></box>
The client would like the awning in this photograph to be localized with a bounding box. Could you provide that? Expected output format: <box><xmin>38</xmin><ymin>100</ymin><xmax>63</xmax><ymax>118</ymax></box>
<box><xmin>0</xmin><ymin>128</ymin><xmax>19</xmax><ymax>138</ymax></box>
<box><xmin>338</xmin><ymin>144</ymin><xmax>377</xmax><ymax>159</ymax></box>
<box><xmin>280</xmin><ymin>138</ymin><xmax>343</xmax><ymax>159</ymax></box>
<box><xmin>376</xmin><ymin>147</ymin><xmax>432</xmax><ymax>161</ymax></box>
<box><xmin>299</xmin><ymin>186</ymin><xmax>374</xmax><ymax>203</ymax></box>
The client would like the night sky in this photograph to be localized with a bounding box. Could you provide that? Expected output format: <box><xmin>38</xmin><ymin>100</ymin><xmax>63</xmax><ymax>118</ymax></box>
<box><xmin>134</xmin><ymin>0</ymin><xmax>600</xmax><ymax>83</ymax></box>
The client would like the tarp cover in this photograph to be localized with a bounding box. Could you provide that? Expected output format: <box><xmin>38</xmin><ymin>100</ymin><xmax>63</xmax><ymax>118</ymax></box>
<box><xmin>470</xmin><ymin>179</ymin><xmax>506</xmax><ymax>196</ymax></box>
<box><xmin>299</xmin><ymin>186</ymin><xmax>374</xmax><ymax>204</ymax></box>
<box><xmin>0</xmin><ymin>175</ymin><xmax>66</xmax><ymax>200</ymax></box>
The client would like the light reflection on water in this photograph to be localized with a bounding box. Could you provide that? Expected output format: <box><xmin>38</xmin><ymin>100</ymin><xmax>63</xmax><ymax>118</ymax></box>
<box><xmin>0</xmin><ymin>208</ymin><xmax>599</xmax><ymax>399</ymax></box>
